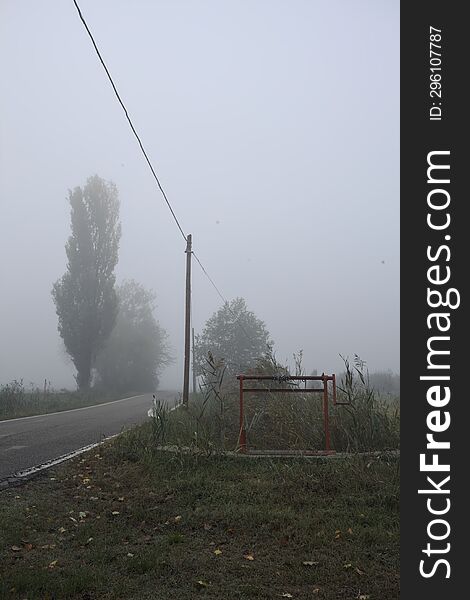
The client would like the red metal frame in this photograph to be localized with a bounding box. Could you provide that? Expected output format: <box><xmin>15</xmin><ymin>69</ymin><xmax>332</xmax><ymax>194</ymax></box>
<box><xmin>236</xmin><ymin>374</ymin><xmax>337</xmax><ymax>455</ymax></box>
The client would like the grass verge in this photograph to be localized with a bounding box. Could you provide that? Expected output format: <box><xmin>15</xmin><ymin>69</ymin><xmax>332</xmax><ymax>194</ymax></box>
<box><xmin>0</xmin><ymin>381</ymin><xmax>137</xmax><ymax>421</ymax></box>
<box><xmin>0</xmin><ymin>422</ymin><xmax>399</xmax><ymax>599</ymax></box>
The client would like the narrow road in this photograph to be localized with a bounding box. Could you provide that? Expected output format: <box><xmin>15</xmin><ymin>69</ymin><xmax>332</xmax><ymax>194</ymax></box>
<box><xmin>0</xmin><ymin>391</ymin><xmax>178</xmax><ymax>480</ymax></box>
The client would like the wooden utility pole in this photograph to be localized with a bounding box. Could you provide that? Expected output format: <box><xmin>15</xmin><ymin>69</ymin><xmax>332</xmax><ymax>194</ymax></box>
<box><xmin>182</xmin><ymin>234</ymin><xmax>192</xmax><ymax>405</ymax></box>
<box><xmin>192</xmin><ymin>327</ymin><xmax>197</xmax><ymax>394</ymax></box>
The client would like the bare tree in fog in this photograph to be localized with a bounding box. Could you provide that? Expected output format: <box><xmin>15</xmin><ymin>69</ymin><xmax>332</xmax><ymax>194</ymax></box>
<box><xmin>51</xmin><ymin>175</ymin><xmax>121</xmax><ymax>390</ymax></box>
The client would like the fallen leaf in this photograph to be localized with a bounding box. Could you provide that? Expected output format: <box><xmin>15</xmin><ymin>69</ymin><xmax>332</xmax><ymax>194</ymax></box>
<box><xmin>358</xmin><ymin>596</ymin><xmax>370</xmax><ymax>600</ymax></box>
<box><xmin>112</xmin><ymin>511</ymin><xmax>120</xmax><ymax>515</ymax></box>
<box><xmin>302</xmin><ymin>561</ymin><xmax>319</xmax><ymax>566</ymax></box>
<box><xmin>58</xmin><ymin>527</ymin><xmax>66</xmax><ymax>534</ymax></box>
<box><xmin>312</xmin><ymin>588</ymin><xmax>321</xmax><ymax>595</ymax></box>
<box><xmin>347</xmin><ymin>527</ymin><xmax>353</xmax><ymax>535</ymax></box>
<box><xmin>355</xmin><ymin>567</ymin><xmax>365</xmax><ymax>576</ymax></box>
<box><xmin>69</xmin><ymin>516</ymin><xmax>77</xmax><ymax>523</ymax></box>
<box><xmin>214</xmin><ymin>549</ymin><xmax>222</xmax><ymax>556</ymax></box>
<box><xmin>90</xmin><ymin>497</ymin><xmax>99</xmax><ymax>501</ymax></box>
<box><xmin>244</xmin><ymin>554</ymin><xmax>255</xmax><ymax>561</ymax></box>
<box><xmin>127</xmin><ymin>553</ymin><xmax>134</xmax><ymax>558</ymax></box>
<box><xmin>343</xmin><ymin>563</ymin><xmax>352</xmax><ymax>569</ymax></box>
<box><xmin>48</xmin><ymin>560</ymin><xmax>58</xmax><ymax>569</ymax></box>
<box><xmin>197</xmin><ymin>580</ymin><xmax>209</xmax><ymax>587</ymax></box>
<box><xmin>203</xmin><ymin>523</ymin><xmax>212</xmax><ymax>531</ymax></box>
<box><xmin>85</xmin><ymin>537</ymin><xmax>93</xmax><ymax>545</ymax></box>
<box><xmin>118</xmin><ymin>497</ymin><xmax>125</xmax><ymax>502</ymax></box>
<box><xmin>174</xmin><ymin>515</ymin><xmax>182</xmax><ymax>522</ymax></box>
<box><xmin>11</xmin><ymin>546</ymin><xmax>21</xmax><ymax>552</ymax></box>
<box><xmin>78</xmin><ymin>511</ymin><xmax>87</xmax><ymax>519</ymax></box>
<box><xmin>24</xmin><ymin>543</ymin><xmax>33</xmax><ymax>551</ymax></box>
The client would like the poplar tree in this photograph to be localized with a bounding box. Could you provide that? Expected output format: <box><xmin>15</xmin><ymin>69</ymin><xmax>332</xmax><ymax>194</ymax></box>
<box><xmin>52</xmin><ymin>175</ymin><xmax>121</xmax><ymax>389</ymax></box>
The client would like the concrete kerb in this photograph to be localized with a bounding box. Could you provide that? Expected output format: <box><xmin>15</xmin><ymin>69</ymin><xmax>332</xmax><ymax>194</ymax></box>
<box><xmin>150</xmin><ymin>445</ymin><xmax>400</xmax><ymax>460</ymax></box>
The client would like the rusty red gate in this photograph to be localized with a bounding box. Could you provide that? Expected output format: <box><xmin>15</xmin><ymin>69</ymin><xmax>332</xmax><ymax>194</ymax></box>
<box><xmin>236</xmin><ymin>374</ymin><xmax>342</xmax><ymax>455</ymax></box>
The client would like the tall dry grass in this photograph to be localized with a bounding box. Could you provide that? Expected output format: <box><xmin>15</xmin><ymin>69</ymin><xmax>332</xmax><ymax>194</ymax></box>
<box><xmin>147</xmin><ymin>353</ymin><xmax>399</xmax><ymax>454</ymax></box>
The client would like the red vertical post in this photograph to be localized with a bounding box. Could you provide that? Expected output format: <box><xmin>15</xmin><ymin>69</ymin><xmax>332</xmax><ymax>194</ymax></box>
<box><xmin>239</xmin><ymin>376</ymin><xmax>247</xmax><ymax>453</ymax></box>
<box><xmin>322</xmin><ymin>374</ymin><xmax>330</xmax><ymax>452</ymax></box>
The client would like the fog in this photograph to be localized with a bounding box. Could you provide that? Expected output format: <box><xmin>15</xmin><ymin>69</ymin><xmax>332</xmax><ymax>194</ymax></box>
<box><xmin>0</xmin><ymin>0</ymin><xmax>399</xmax><ymax>391</ymax></box>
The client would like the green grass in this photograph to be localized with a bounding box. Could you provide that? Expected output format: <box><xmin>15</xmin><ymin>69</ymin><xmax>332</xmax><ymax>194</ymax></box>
<box><xmin>0</xmin><ymin>380</ymin><xmax>132</xmax><ymax>421</ymax></box>
<box><xmin>0</xmin><ymin>423</ymin><xmax>399</xmax><ymax>599</ymax></box>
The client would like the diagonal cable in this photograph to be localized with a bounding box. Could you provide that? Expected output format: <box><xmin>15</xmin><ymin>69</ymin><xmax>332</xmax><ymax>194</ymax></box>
<box><xmin>72</xmin><ymin>0</ymin><xmax>187</xmax><ymax>242</ymax></box>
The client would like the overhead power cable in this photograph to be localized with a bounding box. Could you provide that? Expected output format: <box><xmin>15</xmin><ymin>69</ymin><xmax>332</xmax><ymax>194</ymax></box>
<box><xmin>192</xmin><ymin>252</ymin><xmax>229</xmax><ymax>307</ymax></box>
<box><xmin>193</xmin><ymin>251</ymin><xmax>257</xmax><ymax>344</ymax></box>
<box><xmin>72</xmin><ymin>0</ymin><xmax>187</xmax><ymax>243</ymax></box>
<box><xmin>72</xmin><ymin>0</ymin><xmax>272</xmax><ymax>361</ymax></box>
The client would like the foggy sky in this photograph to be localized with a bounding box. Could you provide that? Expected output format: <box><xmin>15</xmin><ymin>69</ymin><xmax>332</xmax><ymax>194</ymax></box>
<box><xmin>0</xmin><ymin>0</ymin><xmax>399</xmax><ymax>390</ymax></box>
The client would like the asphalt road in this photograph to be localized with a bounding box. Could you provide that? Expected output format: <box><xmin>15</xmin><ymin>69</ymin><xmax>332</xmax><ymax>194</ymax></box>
<box><xmin>0</xmin><ymin>391</ymin><xmax>179</xmax><ymax>480</ymax></box>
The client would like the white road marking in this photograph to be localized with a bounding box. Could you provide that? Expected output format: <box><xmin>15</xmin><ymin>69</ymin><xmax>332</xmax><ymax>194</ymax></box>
<box><xmin>9</xmin><ymin>434</ymin><xmax>120</xmax><ymax>480</ymax></box>
<box><xmin>0</xmin><ymin>394</ymin><xmax>148</xmax><ymax>424</ymax></box>
<box><xmin>0</xmin><ymin>392</ymin><xmax>179</xmax><ymax>485</ymax></box>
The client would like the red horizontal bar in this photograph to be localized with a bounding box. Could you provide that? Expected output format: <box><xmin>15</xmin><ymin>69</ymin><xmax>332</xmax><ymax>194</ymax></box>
<box><xmin>242</xmin><ymin>388</ymin><xmax>325</xmax><ymax>393</ymax></box>
<box><xmin>237</xmin><ymin>375</ymin><xmax>334</xmax><ymax>381</ymax></box>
